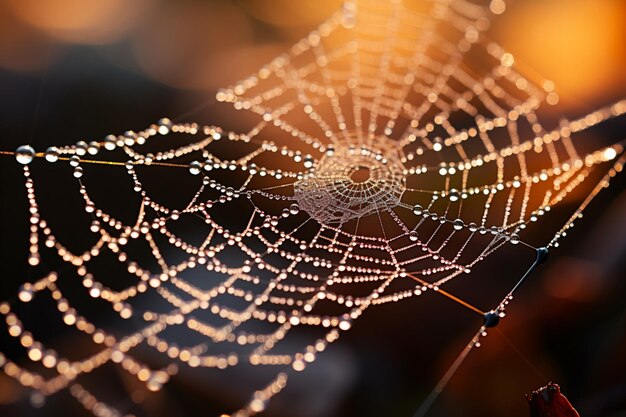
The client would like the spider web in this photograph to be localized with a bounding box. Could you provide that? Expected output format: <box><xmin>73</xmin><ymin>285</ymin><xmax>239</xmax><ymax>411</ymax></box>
<box><xmin>1</xmin><ymin>1</ymin><xmax>625</xmax><ymax>416</ymax></box>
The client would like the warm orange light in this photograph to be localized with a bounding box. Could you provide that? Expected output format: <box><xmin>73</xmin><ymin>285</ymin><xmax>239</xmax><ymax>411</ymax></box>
<box><xmin>7</xmin><ymin>0</ymin><xmax>155</xmax><ymax>44</ymax></box>
<box><xmin>132</xmin><ymin>1</ymin><xmax>260</xmax><ymax>90</ymax></box>
<box><xmin>240</xmin><ymin>0</ymin><xmax>341</xmax><ymax>28</ymax></box>
<box><xmin>494</xmin><ymin>0</ymin><xmax>626</xmax><ymax>106</ymax></box>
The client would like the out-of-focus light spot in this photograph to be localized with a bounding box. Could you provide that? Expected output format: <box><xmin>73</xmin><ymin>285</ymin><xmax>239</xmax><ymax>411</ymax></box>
<box><xmin>490</xmin><ymin>0</ymin><xmax>506</xmax><ymax>15</ymax></box>
<box><xmin>500</xmin><ymin>53</ymin><xmax>514</xmax><ymax>67</ymax></box>
<box><xmin>133</xmin><ymin>1</ymin><xmax>264</xmax><ymax>90</ymax></box>
<box><xmin>542</xmin><ymin>80</ymin><xmax>555</xmax><ymax>92</ymax></box>
<box><xmin>603</xmin><ymin>147</ymin><xmax>617</xmax><ymax>160</ymax></box>
<box><xmin>249</xmin><ymin>398</ymin><xmax>266</xmax><ymax>413</ymax></box>
<box><xmin>240</xmin><ymin>0</ymin><xmax>341</xmax><ymax>28</ymax></box>
<box><xmin>544</xmin><ymin>258</ymin><xmax>603</xmax><ymax>302</ymax></box>
<box><xmin>7</xmin><ymin>0</ymin><xmax>155</xmax><ymax>44</ymax></box>
<box><xmin>0</xmin><ymin>4</ymin><xmax>52</xmax><ymax>72</ymax></box>
<box><xmin>546</xmin><ymin>92</ymin><xmax>559</xmax><ymax>105</ymax></box>
<box><xmin>494</xmin><ymin>0</ymin><xmax>626</xmax><ymax>107</ymax></box>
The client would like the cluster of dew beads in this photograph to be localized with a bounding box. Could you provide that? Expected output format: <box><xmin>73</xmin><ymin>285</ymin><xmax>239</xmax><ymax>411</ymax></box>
<box><xmin>2</xmin><ymin>1</ymin><xmax>626</xmax><ymax>417</ymax></box>
<box><xmin>294</xmin><ymin>136</ymin><xmax>405</xmax><ymax>225</ymax></box>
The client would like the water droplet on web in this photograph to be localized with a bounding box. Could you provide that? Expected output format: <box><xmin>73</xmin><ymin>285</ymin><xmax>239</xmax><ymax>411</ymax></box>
<box><xmin>1</xmin><ymin>4</ymin><xmax>623</xmax><ymax>417</ymax></box>
<box><xmin>45</xmin><ymin>147</ymin><xmax>59</xmax><ymax>163</ymax></box>
<box><xmin>123</xmin><ymin>131</ymin><xmax>136</xmax><ymax>146</ymax></box>
<box><xmin>250</xmin><ymin>398</ymin><xmax>267</xmax><ymax>412</ymax></box>
<box><xmin>18</xmin><ymin>286</ymin><xmax>34</xmax><ymax>302</ymax></box>
<box><xmin>75</xmin><ymin>141</ymin><xmax>88</xmax><ymax>156</ymax></box>
<box><xmin>158</xmin><ymin>118</ymin><xmax>172</xmax><ymax>135</ymax></box>
<box><xmin>87</xmin><ymin>142</ymin><xmax>99</xmax><ymax>155</ymax></box>
<box><xmin>189</xmin><ymin>161</ymin><xmax>203</xmax><ymax>175</ymax></box>
<box><xmin>342</xmin><ymin>1</ymin><xmax>356</xmax><ymax>29</ymax></box>
<box><xmin>69</xmin><ymin>156</ymin><xmax>81</xmax><ymax>167</ymax></box>
<box><xmin>104</xmin><ymin>135</ymin><xmax>117</xmax><ymax>150</ymax></box>
<box><xmin>448</xmin><ymin>189</ymin><xmax>460</xmax><ymax>202</ymax></box>
<box><xmin>15</xmin><ymin>145</ymin><xmax>35</xmax><ymax>165</ymax></box>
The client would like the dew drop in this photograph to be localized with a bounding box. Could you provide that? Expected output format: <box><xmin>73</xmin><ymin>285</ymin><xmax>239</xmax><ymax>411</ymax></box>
<box><xmin>158</xmin><ymin>118</ymin><xmax>172</xmax><ymax>135</ymax></box>
<box><xmin>90</xmin><ymin>220</ymin><xmax>100</xmax><ymax>233</ymax></box>
<box><xmin>189</xmin><ymin>161</ymin><xmax>203</xmax><ymax>175</ymax></box>
<box><xmin>250</xmin><ymin>398</ymin><xmax>267</xmax><ymax>412</ymax></box>
<box><xmin>123</xmin><ymin>131</ymin><xmax>135</xmax><ymax>146</ymax></box>
<box><xmin>448</xmin><ymin>189</ymin><xmax>460</xmax><ymax>202</ymax></box>
<box><xmin>87</xmin><ymin>142</ymin><xmax>99</xmax><ymax>155</ymax></box>
<box><xmin>69</xmin><ymin>155</ymin><xmax>81</xmax><ymax>167</ymax></box>
<box><xmin>104</xmin><ymin>135</ymin><xmax>117</xmax><ymax>150</ymax></box>
<box><xmin>18</xmin><ymin>286</ymin><xmax>34</xmax><ymax>302</ymax></box>
<box><xmin>75</xmin><ymin>141</ymin><xmax>88</xmax><ymax>156</ymax></box>
<box><xmin>342</xmin><ymin>2</ymin><xmax>356</xmax><ymax>29</ymax></box>
<box><xmin>44</xmin><ymin>147</ymin><xmax>59</xmax><ymax>163</ymax></box>
<box><xmin>15</xmin><ymin>145</ymin><xmax>35</xmax><ymax>165</ymax></box>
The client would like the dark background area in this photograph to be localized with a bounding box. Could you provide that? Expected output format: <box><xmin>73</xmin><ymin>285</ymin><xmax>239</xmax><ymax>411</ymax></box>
<box><xmin>1</xmin><ymin>1</ymin><xmax>626</xmax><ymax>417</ymax></box>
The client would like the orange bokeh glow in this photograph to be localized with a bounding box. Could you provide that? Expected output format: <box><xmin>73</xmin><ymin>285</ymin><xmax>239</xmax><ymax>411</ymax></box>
<box><xmin>494</xmin><ymin>0</ymin><xmax>626</xmax><ymax>107</ymax></box>
<box><xmin>6</xmin><ymin>0</ymin><xmax>154</xmax><ymax>44</ymax></box>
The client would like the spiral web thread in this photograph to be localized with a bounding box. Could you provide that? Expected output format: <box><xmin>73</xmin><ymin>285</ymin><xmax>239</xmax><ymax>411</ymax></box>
<box><xmin>2</xmin><ymin>0</ymin><xmax>626</xmax><ymax>416</ymax></box>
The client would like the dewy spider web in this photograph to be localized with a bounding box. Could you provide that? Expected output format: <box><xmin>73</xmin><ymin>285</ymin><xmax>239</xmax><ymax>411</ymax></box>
<box><xmin>1</xmin><ymin>0</ymin><xmax>625</xmax><ymax>416</ymax></box>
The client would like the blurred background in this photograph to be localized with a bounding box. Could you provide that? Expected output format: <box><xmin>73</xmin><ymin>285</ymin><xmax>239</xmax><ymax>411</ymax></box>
<box><xmin>0</xmin><ymin>0</ymin><xmax>625</xmax><ymax>416</ymax></box>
